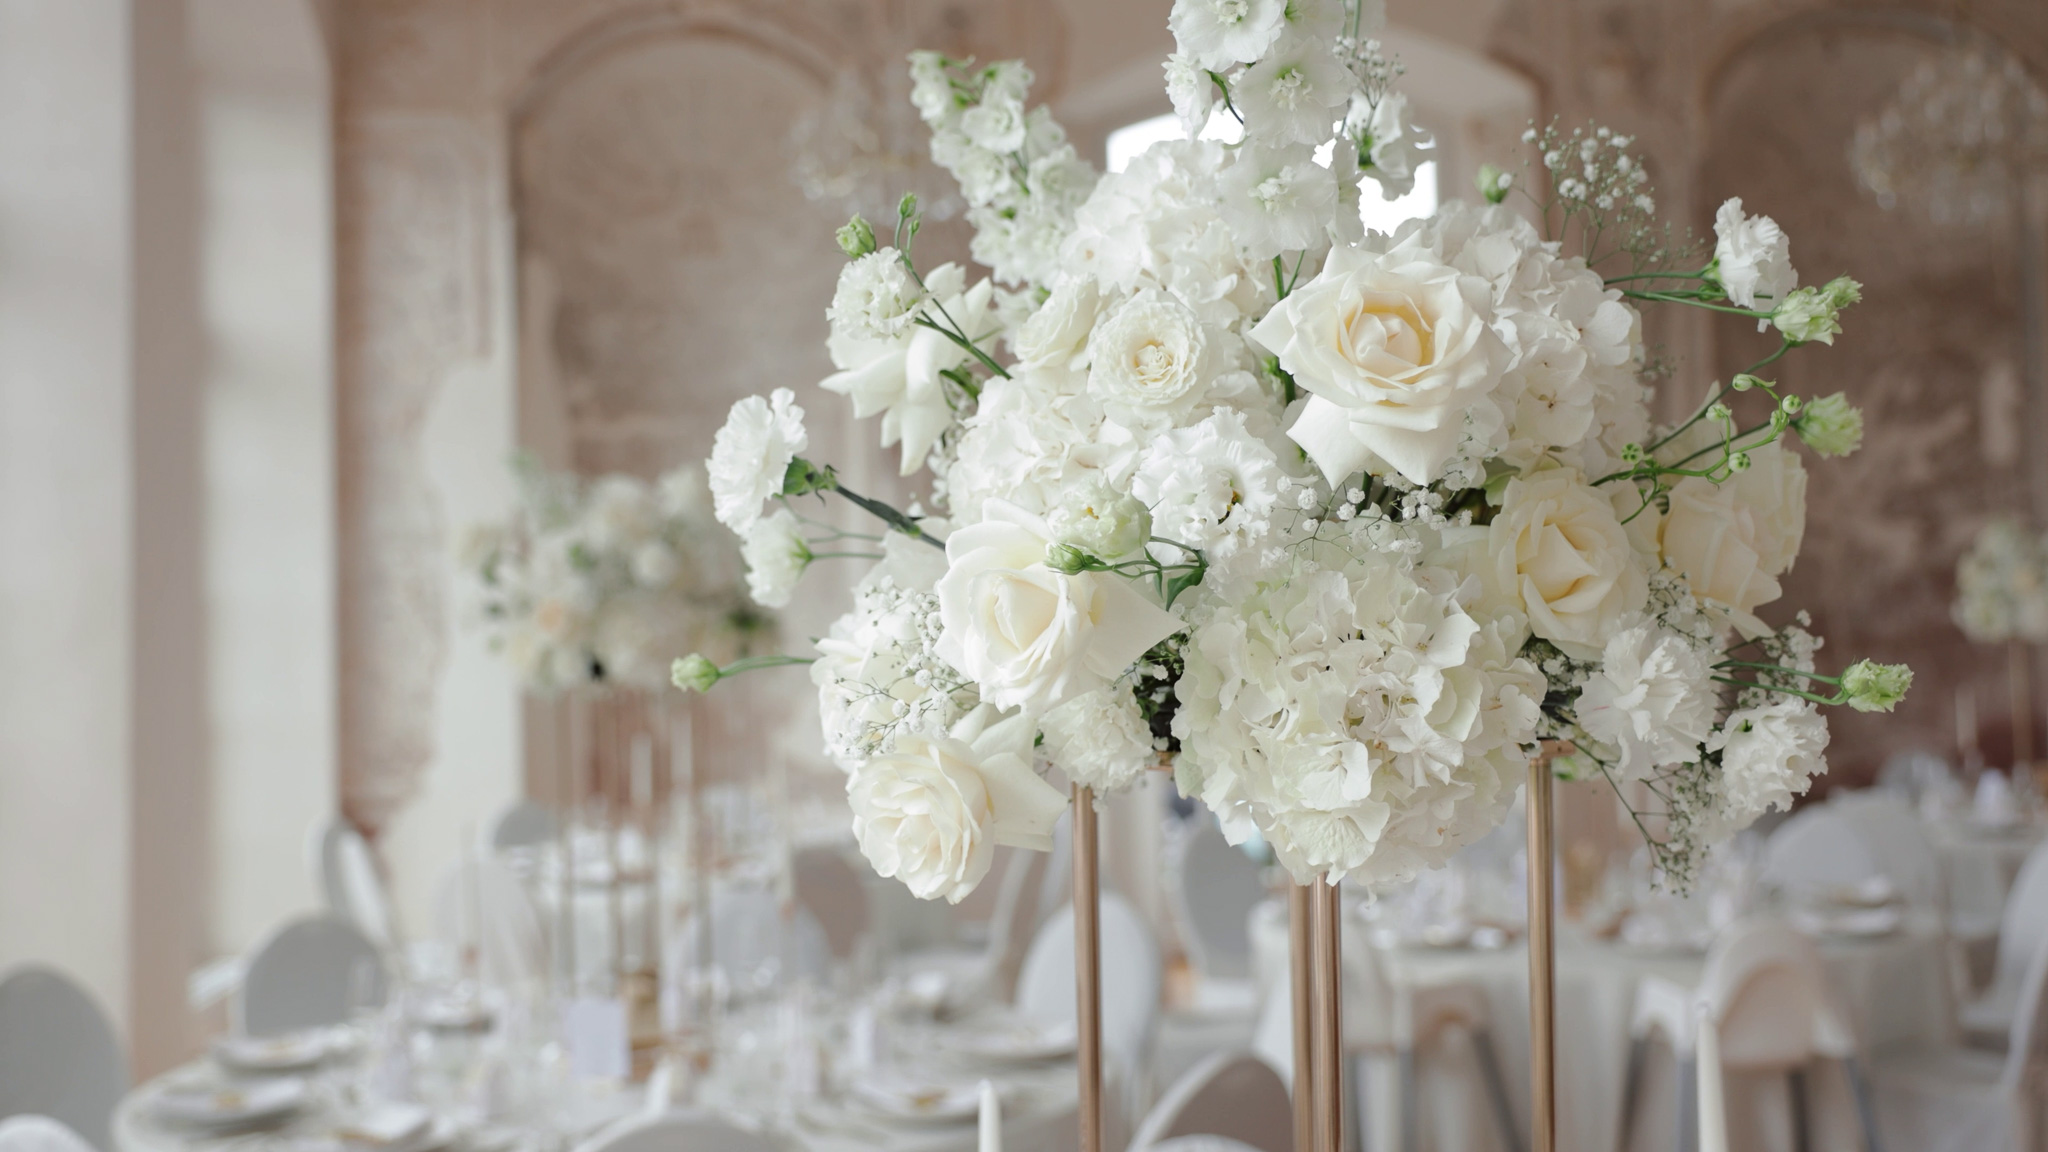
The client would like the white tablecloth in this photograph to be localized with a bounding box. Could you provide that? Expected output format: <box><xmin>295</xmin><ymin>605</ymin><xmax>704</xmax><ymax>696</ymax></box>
<box><xmin>1251</xmin><ymin>905</ymin><xmax>1950</xmax><ymax>1152</ymax></box>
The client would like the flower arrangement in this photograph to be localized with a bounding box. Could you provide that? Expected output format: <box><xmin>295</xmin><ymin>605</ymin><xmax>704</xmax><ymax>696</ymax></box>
<box><xmin>459</xmin><ymin>458</ymin><xmax>770</xmax><ymax>694</ymax></box>
<box><xmin>678</xmin><ymin>0</ymin><xmax>1910</xmax><ymax>898</ymax></box>
<box><xmin>1955</xmin><ymin>517</ymin><xmax>2048</xmax><ymax>645</ymax></box>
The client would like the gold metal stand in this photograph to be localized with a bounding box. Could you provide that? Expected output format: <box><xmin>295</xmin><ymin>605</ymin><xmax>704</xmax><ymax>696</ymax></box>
<box><xmin>1288</xmin><ymin>884</ymin><xmax>1314</xmax><ymax>1152</ymax></box>
<box><xmin>1526</xmin><ymin>751</ymin><xmax>1559</xmax><ymax>1152</ymax></box>
<box><xmin>1072</xmin><ymin>784</ymin><xmax>1103</xmax><ymax>1152</ymax></box>
<box><xmin>1310</xmin><ymin>877</ymin><xmax>1345</xmax><ymax>1152</ymax></box>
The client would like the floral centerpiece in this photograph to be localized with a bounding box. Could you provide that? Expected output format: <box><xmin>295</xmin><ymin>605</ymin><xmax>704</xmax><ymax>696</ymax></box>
<box><xmin>1955</xmin><ymin>517</ymin><xmax>2048</xmax><ymax>646</ymax></box>
<box><xmin>676</xmin><ymin>0</ymin><xmax>1909</xmax><ymax>899</ymax></box>
<box><xmin>460</xmin><ymin>458</ymin><xmax>769</xmax><ymax>694</ymax></box>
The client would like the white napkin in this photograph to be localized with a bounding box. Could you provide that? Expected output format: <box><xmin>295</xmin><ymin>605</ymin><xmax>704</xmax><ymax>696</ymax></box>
<box><xmin>337</xmin><ymin>1103</ymin><xmax>430</xmax><ymax>1147</ymax></box>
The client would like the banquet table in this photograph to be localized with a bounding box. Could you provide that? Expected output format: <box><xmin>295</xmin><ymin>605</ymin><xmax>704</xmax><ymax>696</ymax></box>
<box><xmin>1249</xmin><ymin>901</ymin><xmax>1951</xmax><ymax>1152</ymax></box>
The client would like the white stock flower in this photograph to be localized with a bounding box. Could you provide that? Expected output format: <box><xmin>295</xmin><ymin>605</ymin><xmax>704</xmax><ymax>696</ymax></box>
<box><xmin>1168</xmin><ymin>0</ymin><xmax>1288</xmax><ymax>71</ymax></box>
<box><xmin>1221</xmin><ymin>144</ymin><xmax>1339</xmax><ymax>261</ymax></box>
<box><xmin>935</xmin><ymin>501</ymin><xmax>1183</xmax><ymax>714</ymax></box>
<box><xmin>1703</xmin><ymin>698</ymin><xmax>1829</xmax><ymax>840</ymax></box>
<box><xmin>1236</xmin><ymin>40</ymin><xmax>1351</xmax><ymax>147</ymax></box>
<box><xmin>827</xmin><ymin>250</ymin><xmax>925</xmax><ymax>344</ymax></box>
<box><xmin>1712</xmin><ymin>198</ymin><xmax>1797</xmax><ymax>311</ymax></box>
<box><xmin>1086</xmin><ymin>289</ymin><xmax>1212</xmax><ymax>416</ymax></box>
<box><xmin>741</xmin><ymin>508</ymin><xmax>810</xmax><ymax>609</ymax></box>
<box><xmin>823</xmin><ymin>265</ymin><xmax>997</xmax><ymax>476</ymax></box>
<box><xmin>1575</xmin><ymin>622</ymin><xmax>1715</xmax><ymax>777</ymax></box>
<box><xmin>1657</xmin><ymin>438</ymin><xmax>1807</xmax><ymax>636</ymax></box>
<box><xmin>709</xmin><ymin>388</ymin><xmax>807</xmax><ymax>531</ymax></box>
<box><xmin>961</xmin><ymin>94</ymin><xmax>1028</xmax><ymax>154</ymax></box>
<box><xmin>1489</xmin><ymin>469</ymin><xmax>1647</xmax><ymax>659</ymax></box>
<box><xmin>1041</xmin><ymin>687</ymin><xmax>1157</xmax><ymax>794</ymax></box>
<box><xmin>1356</xmin><ymin>91</ymin><xmax>1433</xmax><ymax>199</ymax></box>
<box><xmin>1164</xmin><ymin>53</ymin><xmax>1216</xmax><ymax>138</ymax></box>
<box><xmin>1129</xmin><ymin>408</ymin><xmax>1289</xmax><ymax>559</ymax></box>
<box><xmin>847</xmin><ymin>706</ymin><xmax>1069</xmax><ymax>903</ymax></box>
<box><xmin>1251</xmin><ymin>236</ymin><xmax>1506</xmax><ymax>485</ymax></box>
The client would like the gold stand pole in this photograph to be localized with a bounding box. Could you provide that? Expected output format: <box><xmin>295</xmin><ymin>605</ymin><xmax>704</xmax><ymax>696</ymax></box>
<box><xmin>1072</xmin><ymin>784</ymin><xmax>1103</xmax><ymax>1152</ymax></box>
<box><xmin>1526</xmin><ymin>753</ymin><xmax>1559</xmax><ymax>1152</ymax></box>
<box><xmin>1288</xmin><ymin>884</ymin><xmax>1315</xmax><ymax>1152</ymax></box>
<box><xmin>1310</xmin><ymin>876</ymin><xmax>1344</xmax><ymax>1152</ymax></box>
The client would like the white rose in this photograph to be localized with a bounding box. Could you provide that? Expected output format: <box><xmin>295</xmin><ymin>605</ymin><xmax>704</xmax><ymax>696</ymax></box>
<box><xmin>936</xmin><ymin>501</ymin><xmax>1183</xmax><ymax>714</ymax></box>
<box><xmin>1086</xmin><ymin>289</ymin><xmax>1210</xmax><ymax>415</ymax></box>
<box><xmin>1250</xmin><ymin>238</ymin><xmax>1506</xmax><ymax>485</ymax></box>
<box><xmin>847</xmin><ymin>706</ymin><xmax>1069</xmax><ymax>903</ymax></box>
<box><xmin>1489</xmin><ymin>469</ymin><xmax>1646</xmax><ymax>659</ymax></box>
<box><xmin>1658</xmin><ymin>439</ymin><xmax>1806</xmax><ymax>635</ymax></box>
<box><xmin>1712</xmin><ymin>198</ymin><xmax>1797</xmax><ymax>311</ymax></box>
<box><xmin>827</xmin><ymin>249</ymin><xmax>925</xmax><ymax>345</ymax></box>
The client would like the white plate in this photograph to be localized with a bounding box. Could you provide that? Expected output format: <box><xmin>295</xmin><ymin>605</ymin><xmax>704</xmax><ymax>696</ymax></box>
<box><xmin>151</xmin><ymin>1078</ymin><xmax>307</xmax><ymax>1131</ymax></box>
<box><xmin>212</xmin><ymin>1031</ymin><xmax>329</xmax><ymax>1074</ymax></box>
<box><xmin>1794</xmin><ymin>905</ymin><xmax>1902</xmax><ymax>938</ymax></box>
<box><xmin>848</xmin><ymin>1074</ymin><xmax>983</xmax><ymax>1124</ymax></box>
<box><xmin>946</xmin><ymin>1020</ymin><xmax>1076</xmax><ymax>1064</ymax></box>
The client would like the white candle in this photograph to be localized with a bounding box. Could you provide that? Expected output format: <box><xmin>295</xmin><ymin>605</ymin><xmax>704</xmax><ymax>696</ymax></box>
<box><xmin>978</xmin><ymin>1079</ymin><xmax>1001</xmax><ymax>1152</ymax></box>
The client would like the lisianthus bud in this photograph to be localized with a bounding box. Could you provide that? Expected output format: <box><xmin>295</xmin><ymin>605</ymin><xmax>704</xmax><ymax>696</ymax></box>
<box><xmin>1049</xmin><ymin>482</ymin><xmax>1152</xmax><ymax>561</ymax></box>
<box><xmin>1476</xmin><ymin>164</ymin><xmax>1512</xmax><ymax>204</ymax></box>
<box><xmin>1044</xmin><ymin>543</ymin><xmax>1097</xmax><ymax>574</ymax></box>
<box><xmin>671</xmin><ymin>654</ymin><xmax>720</xmax><ymax>694</ymax></box>
<box><xmin>1795</xmin><ymin>392</ymin><xmax>1864</xmax><ymax>458</ymax></box>
<box><xmin>836</xmin><ymin>214</ymin><xmax>877</xmax><ymax>259</ymax></box>
<box><xmin>1841</xmin><ymin>659</ymin><xmax>1912</xmax><ymax>713</ymax></box>
<box><xmin>1772</xmin><ymin>276</ymin><xmax>1862</xmax><ymax>346</ymax></box>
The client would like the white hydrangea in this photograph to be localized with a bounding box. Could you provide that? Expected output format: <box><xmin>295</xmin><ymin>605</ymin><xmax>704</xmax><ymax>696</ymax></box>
<box><xmin>1574</xmin><ymin>621</ymin><xmax>1716</xmax><ymax>779</ymax></box>
<box><xmin>1041</xmin><ymin>687</ymin><xmax>1158</xmax><ymax>794</ymax></box>
<box><xmin>709</xmin><ymin>388</ymin><xmax>807</xmax><ymax>532</ymax></box>
<box><xmin>1064</xmin><ymin>140</ymin><xmax>1268</xmax><ymax>327</ymax></box>
<box><xmin>1702</xmin><ymin>697</ymin><xmax>1830</xmax><ymax>840</ymax></box>
<box><xmin>740</xmin><ymin>508</ymin><xmax>809</xmax><ymax>609</ymax></box>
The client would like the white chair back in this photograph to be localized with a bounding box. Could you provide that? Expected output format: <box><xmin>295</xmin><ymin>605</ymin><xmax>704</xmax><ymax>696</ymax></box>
<box><xmin>572</xmin><ymin>1112</ymin><xmax>781</xmax><ymax>1152</ymax></box>
<box><xmin>0</xmin><ymin>969</ymin><xmax>125</xmax><ymax>1151</ymax></box>
<box><xmin>982</xmin><ymin>845</ymin><xmax>1051</xmax><ymax>1001</ymax></box>
<box><xmin>1149</xmin><ymin>1139</ymin><xmax>1265</xmax><ymax>1152</ymax></box>
<box><xmin>1761</xmin><ymin>808</ymin><xmax>1883</xmax><ymax>904</ymax></box>
<box><xmin>310</xmin><ymin>817</ymin><xmax>397</xmax><ymax>949</ymax></box>
<box><xmin>0</xmin><ymin>1118</ymin><xmax>96</xmax><ymax>1152</ymax></box>
<box><xmin>1171</xmin><ymin>818</ymin><xmax>1266</xmax><ymax>982</ymax></box>
<box><xmin>1992</xmin><ymin>840</ymin><xmax>2048</xmax><ymax>998</ymax></box>
<box><xmin>1130</xmin><ymin>1050</ymin><xmax>1290</xmax><ymax>1152</ymax></box>
<box><xmin>1830</xmin><ymin>791</ymin><xmax>1943</xmax><ymax>908</ymax></box>
<box><xmin>675</xmin><ymin>890</ymin><xmax>831</xmax><ymax>992</ymax></box>
<box><xmin>489</xmin><ymin>799</ymin><xmax>556</xmax><ymax>852</ymax></box>
<box><xmin>238</xmin><ymin>915</ymin><xmax>386</xmax><ymax>1037</ymax></box>
<box><xmin>1997</xmin><ymin>927</ymin><xmax>2048</xmax><ymax>1094</ymax></box>
<box><xmin>1018</xmin><ymin>889</ymin><xmax>1161</xmax><ymax>1074</ymax></box>
<box><xmin>1696</xmin><ymin>916</ymin><xmax>1849</xmax><ymax>1069</ymax></box>
<box><xmin>792</xmin><ymin>846</ymin><xmax>870</xmax><ymax>962</ymax></box>
<box><xmin>433</xmin><ymin>857</ymin><xmax>544</xmax><ymax>988</ymax></box>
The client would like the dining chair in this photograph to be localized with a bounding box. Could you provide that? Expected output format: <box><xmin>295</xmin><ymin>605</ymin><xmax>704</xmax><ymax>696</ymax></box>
<box><xmin>0</xmin><ymin>1117</ymin><xmax>96</xmax><ymax>1152</ymax></box>
<box><xmin>0</xmin><ymin>968</ymin><xmax>126</xmax><ymax>1152</ymax></box>
<box><xmin>1619</xmin><ymin>915</ymin><xmax>1878</xmax><ymax>1152</ymax></box>
<box><xmin>1760</xmin><ymin>807</ymin><xmax>1887</xmax><ymax>905</ymax></box>
<box><xmin>1018</xmin><ymin>888</ymin><xmax>1163</xmax><ymax>1098</ymax></box>
<box><xmin>1149</xmin><ymin>1139</ymin><xmax>1265</xmax><ymax>1152</ymax></box>
<box><xmin>1169</xmin><ymin>815</ymin><xmax>1267</xmax><ymax>984</ymax></box>
<box><xmin>1130</xmin><ymin>1050</ymin><xmax>1291</xmax><ymax>1152</ymax></box>
<box><xmin>309</xmin><ymin>816</ymin><xmax>398</xmax><ymax>951</ymax></box>
<box><xmin>571</xmin><ymin>1112</ymin><xmax>781</xmax><ymax>1152</ymax></box>
<box><xmin>792</xmin><ymin>845</ymin><xmax>871</xmax><ymax>963</ymax></box>
<box><xmin>237</xmin><ymin>914</ymin><xmax>386</xmax><ymax>1037</ymax></box>
<box><xmin>432</xmin><ymin>855</ymin><xmax>545</xmax><ymax>988</ymax></box>
<box><xmin>1960</xmin><ymin>839</ymin><xmax>2048</xmax><ymax>1048</ymax></box>
<box><xmin>487</xmin><ymin>798</ymin><xmax>556</xmax><ymax>852</ymax></box>
<box><xmin>1873</xmin><ymin>928</ymin><xmax>2048</xmax><ymax>1152</ymax></box>
<box><xmin>1247</xmin><ymin>898</ymin><xmax>1519</xmax><ymax>1152</ymax></box>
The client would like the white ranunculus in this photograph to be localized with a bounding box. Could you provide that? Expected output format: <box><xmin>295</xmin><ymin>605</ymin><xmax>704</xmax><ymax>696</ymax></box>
<box><xmin>1575</xmin><ymin>621</ymin><xmax>1715</xmax><ymax>777</ymax></box>
<box><xmin>1712</xmin><ymin>198</ymin><xmax>1797</xmax><ymax>311</ymax></box>
<box><xmin>1235</xmin><ymin>40</ymin><xmax>1351</xmax><ymax>148</ymax></box>
<box><xmin>1041</xmin><ymin>687</ymin><xmax>1158</xmax><ymax>794</ymax></box>
<box><xmin>847</xmin><ymin>706</ymin><xmax>1069</xmax><ymax>903</ymax></box>
<box><xmin>709</xmin><ymin>388</ymin><xmax>807</xmax><ymax>532</ymax></box>
<box><xmin>1703</xmin><ymin>697</ymin><xmax>1829</xmax><ymax>840</ymax></box>
<box><xmin>1220</xmin><ymin>143</ymin><xmax>1339</xmax><ymax>261</ymax></box>
<box><xmin>1250</xmin><ymin>237</ymin><xmax>1506</xmax><ymax>485</ymax></box>
<box><xmin>741</xmin><ymin>508</ymin><xmax>810</xmax><ymax>609</ymax></box>
<box><xmin>826</xmin><ymin>249</ymin><xmax>926</xmax><ymax>345</ymax></box>
<box><xmin>823</xmin><ymin>264</ymin><xmax>997</xmax><ymax>476</ymax></box>
<box><xmin>1087</xmin><ymin>289</ymin><xmax>1211</xmax><ymax>416</ymax></box>
<box><xmin>1168</xmin><ymin>0</ymin><xmax>1289</xmax><ymax>71</ymax></box>
<box><xmin>935</xmin><ymin>501</ymin><xmax>1183</xmax><ymax>714</ymax></box>
<box><xmin>1488</xmin><ymin>469</ymin><xmax>1646</xmax><ymax>658</ymax></box>
<box><xmin>1657</xmin><ymin>439</ymin><xmax>1806</xmax><ymax>636</ymax></box>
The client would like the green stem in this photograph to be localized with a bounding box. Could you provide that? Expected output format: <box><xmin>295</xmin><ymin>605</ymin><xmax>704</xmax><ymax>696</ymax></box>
<box><xmin>826</xmin><ymin>479</ymin><xmax>946</xmax><ymax>551</ymax></box>
<box><xmin>1710</xmin><ymin>676</ymin><xmax>1844</xmax><ymax>708</ymax></box>
<box><xmin>913</xmin><ymin>315</ymin><xmax>1012</xmax><ymax>381</ymax></box>
<box><xmin>807</xmin><ymin>551</ymin><xmax>886</xmax><ymax>561</ymax></box>
<box><xmin>716</xmin><ymin>655</ymin><xmax>816</xmax><ymax>679</ymax></box>
<box><xmin>1623</xmin><ymin>290</ymin><xmax>1776</xmax><ymax>319</ymax></box>
<box><xmin>1714</xmin><ymin>660</ymin><xmax>1844</xmax><ymax>686</ymax></box>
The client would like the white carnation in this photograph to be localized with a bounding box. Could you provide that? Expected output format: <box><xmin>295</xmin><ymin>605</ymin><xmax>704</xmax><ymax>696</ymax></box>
<box><xmin>741</xmin><ymin>508</ymin><xmax>810</xmax><ymax>609</ymax></box>
<box><xmin>827</xmin><ymin>250</ymin><xmax>925</xmax><ymax>345</ymax></box>
<box><xmin>1712</xmin><ymin>198</ymin><xmax>1797</xmax><ymax>311</ymax></box>
<box><xmin>1129</xmin><ymin>408</ymin><xmax>1290</xmax><ymax>560</ymax></box>
<box><xmin>823</xmin><ymin>264</ymin><xmax>996</xmax><ymax>476</ymax></box>
<box><xmin>1703</xmin><ymin>698</ymin><xmax>1830</xmax><ymax>840</ymax></box>
<box><xmin>1041</xmin><ymin>688</ymin><xmax>1157</xmax><ymax>794</ymax></box>
<box><xmin>709</xmin><ymin>388</ymin><xmax>807</xmax><ymax>532</ymax></box>
<box><xmin>1575</xmin><ymin>622</ymin><xmax>1715</xmax><ymax>778</ymax></box>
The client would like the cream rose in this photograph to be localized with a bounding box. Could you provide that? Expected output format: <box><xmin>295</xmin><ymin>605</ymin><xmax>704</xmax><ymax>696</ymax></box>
<box><xmin>936</xmin><ymin>500</ymin><xmax>1182</xmax><ymax>714</ymax></box>
<box><xmin>847</xmin><ymin>707</ymin><xmax>1068</xmax><ymax>903</ymax></box>
<box><xmin>1249</xmin><ymin>237</ymin><xmax>1505</xmax><ymax>485</ymax></box>
<box><xmin>1489</xmin><ymin>469</ymin><xmax>1646</xmax><ymax>659</ymax></box>
<box><xmin>1658</xmin><ymin>440</ymin><xmax>1806</xmax><ymax>635</ymax></box>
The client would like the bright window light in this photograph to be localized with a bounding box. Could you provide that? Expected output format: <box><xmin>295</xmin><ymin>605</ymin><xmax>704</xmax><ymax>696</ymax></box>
<box><xmin>1104</xmin><ymin>112</ymin><xmax>1439</xmax><ymax>235</ymax></box>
